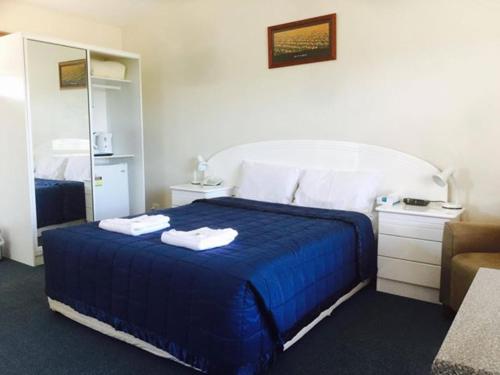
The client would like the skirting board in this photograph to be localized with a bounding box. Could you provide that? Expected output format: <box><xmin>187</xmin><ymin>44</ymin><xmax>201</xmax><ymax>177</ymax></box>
<box><xmin>377</xmin><ymin>277</ymin><xmax>439</xmax><ymax>304</ymax></box>
<box><xmin>48</xmin><ymin>280</ymin><xmax>369</xmax><ymax>372</ymax></box>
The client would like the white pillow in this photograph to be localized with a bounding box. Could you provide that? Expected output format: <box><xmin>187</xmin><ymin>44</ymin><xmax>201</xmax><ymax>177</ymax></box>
<box><xmin>294</xmin><ymin>169</ymin><xmax>382</xmax><ymax>213</ymax></box>
<box><xmin>34</xmin><ymin>157</ymin><xmax>67</xmax><ymax>180</ymax></box>
<box><xmin>236</xmin><ymin>160</ymin><xmax>301</xmax><ymax>204</ymax></box>
<box><xmin>64</xmin><ymin>156</ymin><xmax>91</xmax><ymax>182</ymax></box>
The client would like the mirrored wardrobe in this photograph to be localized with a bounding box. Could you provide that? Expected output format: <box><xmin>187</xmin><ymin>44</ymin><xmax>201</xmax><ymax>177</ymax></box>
<box><xmin>0</xmin><ymin>34</ymin><xmax>145</xmax><ymax>266</ymax></box>
<box><xmin>27</xmin><ymin>40</ymin><xmax>92</xmax><ymax>249</ymax></box>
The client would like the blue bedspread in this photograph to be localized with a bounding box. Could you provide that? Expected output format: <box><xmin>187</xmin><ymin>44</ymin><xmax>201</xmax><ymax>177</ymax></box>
<box><xmin>43</xmin><ymin>198</ymin><xmax>376</xmax><ymax>374</ymax></box>
<box><xmin>35</xmin><ymin>178</ymin><xmax>86</xmax><ymax>228</ymax></box>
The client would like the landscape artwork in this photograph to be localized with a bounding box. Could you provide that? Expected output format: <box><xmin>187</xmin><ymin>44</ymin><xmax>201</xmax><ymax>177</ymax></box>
<box><xmin>59</xmin><ymin>59</ymin><xmax>87</xmax><ymax>89</ymax></box>
<box><xmin>268</xmin><ymin>14</ymin><xmax>336</xmax><ymax>68</ymax></box>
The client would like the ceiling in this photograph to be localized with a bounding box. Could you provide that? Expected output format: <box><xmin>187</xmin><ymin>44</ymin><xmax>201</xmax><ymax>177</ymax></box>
<box><xmin>20</xmin><ymin>0</ymin><xmax>161</xmax><ymax>27</ymax></box>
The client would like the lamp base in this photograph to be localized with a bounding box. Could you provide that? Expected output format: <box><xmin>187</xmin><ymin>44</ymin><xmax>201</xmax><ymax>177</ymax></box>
<box><xmin>442</xmin><ymin>202</ymin><xmax>463</xmax><ymax>210</ymax></box>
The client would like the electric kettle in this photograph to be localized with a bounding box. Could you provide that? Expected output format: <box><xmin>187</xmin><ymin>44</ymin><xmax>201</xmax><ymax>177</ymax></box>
<box><xmin>93</xmin><ymin>132</ymin><xmax>113</xmax><ymax>156</ymax></box>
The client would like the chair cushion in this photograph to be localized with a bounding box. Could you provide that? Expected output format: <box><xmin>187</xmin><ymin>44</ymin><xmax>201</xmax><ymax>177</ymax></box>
<box><xmin>450</xmin><ymin>252</ymin><xmax>500</xmax><ymax>311</ymax></box>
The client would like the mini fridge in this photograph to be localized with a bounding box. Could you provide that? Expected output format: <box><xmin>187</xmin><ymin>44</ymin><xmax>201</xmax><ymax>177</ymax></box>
<box><xmin>93</xmin><ymin>163</ymin><xmax>130</xmax><ymax>221</ymax></box>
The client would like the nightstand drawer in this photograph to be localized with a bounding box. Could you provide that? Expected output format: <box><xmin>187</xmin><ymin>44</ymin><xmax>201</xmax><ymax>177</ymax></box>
<box><xmin>171</xmin><ymin>190</ymin><xmax>203</xmax><ymax>207</ymax></box>
<box><xmin>378</xmin><ymin>234</ymin><xmax>442</xmax><ymax>265</ymax></box>
<box><xmin>170</xmin><ymin>185</ymin><xmax>233</xmax><ymax>207</ymax></box>
<box><xmin>379</xmin><ymin>213</ymin><xmax>446</xmax><ymax>241</ymax></box>
<box><xmin>378</xmin><ymin>256</ymin><xmax>441</xmax><ymax>288</ymax></box>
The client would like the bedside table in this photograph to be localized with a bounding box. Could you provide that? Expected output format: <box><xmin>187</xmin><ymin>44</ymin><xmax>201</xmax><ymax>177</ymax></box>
<box><xmin>170</xmin><ymin>184</ymin><xmax>233</xmax><ymax>208</ymax></box>
<box><xmin>376</xmin><ymin>202</ymin><xmax>464</xmax><ymax>304</ymax></box>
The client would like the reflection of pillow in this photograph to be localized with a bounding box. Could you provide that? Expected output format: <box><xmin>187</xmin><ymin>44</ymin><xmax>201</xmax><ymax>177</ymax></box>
<box><xmin>35</xmin><ymin>157</ymin><xmax>67</xmax><ymax>180</ymax></box>
<box><xmin>236</xmin><ymin>160</ymin><xmax>301</xmax><ymax>204</ymax></box>
<box><xmin>294</xmin><ymin>169</ymin><xmax>382</xmax><ymax>213</ymax></box>
<box><xmin>64</xmin><ymin>156</ymin><xmax>91</xmax><ymax>182</ymax></box>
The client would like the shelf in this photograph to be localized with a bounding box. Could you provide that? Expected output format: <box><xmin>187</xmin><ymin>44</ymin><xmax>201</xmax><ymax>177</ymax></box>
<box><xmin>94</xmin><ymin>154</ymin><xmax>135</xmax><ymax>159</ymax></box>
<box><xmin>92</xmin><ymin>83</ymin><xmax>121</xmax><ymax>91</ymax></box>
<box><xmin>91</xmin><ymin>75</ymin><xmax>131</xmax><ymax>83</ymax></box>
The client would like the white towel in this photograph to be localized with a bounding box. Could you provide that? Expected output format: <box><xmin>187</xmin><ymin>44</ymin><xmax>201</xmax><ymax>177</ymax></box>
<box><xmin>99</xmin><ymin>215</ymin><xmax>170</xmax><ymax>236</ymax></box>
<box><xmin>161</xmin><ymin>227</ymin><xmax>238</xmax><ymax>251</ymax></box>
<box><xmin>91</xmin><ymin>60</ymin><xmax>127</xmax><ymax>80</ymax></box>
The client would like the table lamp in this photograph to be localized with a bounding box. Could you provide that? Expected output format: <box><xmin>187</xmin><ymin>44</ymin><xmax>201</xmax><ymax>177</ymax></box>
<box><xmin>192</xmin><ymin>155</ymin><xmax>208</xmax><ymax>186</ymax></box>
<box><xmin>432</xmin><ymin>168</ymin><xmax>462</xmax><ymax>209</ymax></box>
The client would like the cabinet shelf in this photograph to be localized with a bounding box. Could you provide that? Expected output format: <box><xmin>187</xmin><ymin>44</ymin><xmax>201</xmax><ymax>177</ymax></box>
<box><xmin>94</xmin><ymin>154</ymin><xmax>135</xmax><ymax>159</ymax></box>
<box><xmin>91</xmin><ymin>75</ymin><xmax>131</xmax><ymax>83</ymax></box>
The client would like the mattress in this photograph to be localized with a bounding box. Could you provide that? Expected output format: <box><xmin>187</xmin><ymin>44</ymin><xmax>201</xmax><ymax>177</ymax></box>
<box><xmin>35</xmin><ymin>178</ymin><xmax>86</xmax><ymax>228</ymax></box>
<box><xmin>43</xmin><ymin>197</ymin><xmax>377</xmax><ymax>374</ymax></box>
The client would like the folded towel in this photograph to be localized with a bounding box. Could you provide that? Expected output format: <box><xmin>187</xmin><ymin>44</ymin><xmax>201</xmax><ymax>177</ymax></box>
<box><xmin>91</xmin><ymin>60</ymin><xmax>127</xmax><ymax>80</ymax></box>
<box><xmin>161</xmin><ymin>227</ymin><xmax>238</xmax><ymax>251</ymax></box>
<box><xmin>99</xmin><ymin>214</ymin><xmax>170</xmax><ymax>236</ymax></box>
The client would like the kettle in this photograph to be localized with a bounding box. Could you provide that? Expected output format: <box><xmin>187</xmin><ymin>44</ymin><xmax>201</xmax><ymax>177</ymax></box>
<box><xmin>93</xmin><ymin>132</ymin><xmax>113</xmax><ymax>156</ymax></box>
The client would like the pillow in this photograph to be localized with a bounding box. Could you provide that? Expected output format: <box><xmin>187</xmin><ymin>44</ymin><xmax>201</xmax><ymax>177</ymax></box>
<box><xmin>236</xmin><ymin>160</ymin><xmax>301</xmax><ymax>204</ymax></box>
<box><xmin>294</xmin><ymin>169</ymin><xmax>382</xmax><ymax>213</ymax></box>
<box><xmin>34</xmin><ymin>156</ymin><xmax>67</xmax><ymax>180</ymax></box>
<box><xmin>64</xmin><ymin>155</ymin><xmax>91</xmax><ymax>182</ymax></box>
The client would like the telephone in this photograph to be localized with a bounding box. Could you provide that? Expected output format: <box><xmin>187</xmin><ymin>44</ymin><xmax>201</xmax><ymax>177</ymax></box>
<box><xmin>202</xmin><ymin>176</ymin><xmax>223</xmax><ymax>186</ymax></box>
<box><xmin>191</xmin><ymin>176</ymin><xmax>223</xmax><ymax>186</ymax></box>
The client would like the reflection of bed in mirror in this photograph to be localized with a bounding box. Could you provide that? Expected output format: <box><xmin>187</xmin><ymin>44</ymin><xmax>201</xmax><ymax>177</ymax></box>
<box><xmin>35</xmin><ymin>178</ymin><xmax>85</xmax><ymax>228</ymax></box>
<box><xmin>34</xmin><ymin>154</ymin><xmax>91</xmax><ymax>241</ymax></box>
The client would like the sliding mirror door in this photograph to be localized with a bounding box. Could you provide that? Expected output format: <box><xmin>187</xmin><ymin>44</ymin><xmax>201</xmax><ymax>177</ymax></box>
<box><xmin>26</xmin><ymin>40</ymin><xmax>92</xmax><ymax>246</ymax></box>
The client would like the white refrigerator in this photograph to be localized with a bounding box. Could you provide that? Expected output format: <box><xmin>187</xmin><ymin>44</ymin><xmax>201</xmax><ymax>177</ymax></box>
<box><xmin>93</xmin><ymin>163</ymin><xmax>130</xmax><ymax>221</ymax></box>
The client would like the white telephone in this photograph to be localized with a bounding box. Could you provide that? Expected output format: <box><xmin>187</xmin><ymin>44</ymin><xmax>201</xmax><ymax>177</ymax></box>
<box><xmin>202</xmin><ymin>176</ymin><xmax>223</xmax><ymax>186</ymax></box>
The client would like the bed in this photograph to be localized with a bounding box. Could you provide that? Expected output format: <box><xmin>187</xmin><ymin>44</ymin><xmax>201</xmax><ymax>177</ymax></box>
<box><xmin>43</xmin><ymin>140</ymin><xmax>447</xmax><ymax>374</ymax></box>
<box><xmin>44</xmin><ymin>197</ymin><xmax>376</xmax><ymax>374</ymax></box>
<box><xmin>35</xmin><ymin>178</ymin><xmax>86</xmax><ymax>228</ymax></box>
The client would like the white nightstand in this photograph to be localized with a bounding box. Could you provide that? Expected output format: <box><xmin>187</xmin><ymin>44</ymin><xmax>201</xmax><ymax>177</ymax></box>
<box><xmin>170</xmin><ymin>184</ymin><xmax>234</xmax><ymax>208</ymax></box>
<box><xmin>376</xmin><ymin>202</ymin><xmax>464</xmax><ymax>304</ymax></box>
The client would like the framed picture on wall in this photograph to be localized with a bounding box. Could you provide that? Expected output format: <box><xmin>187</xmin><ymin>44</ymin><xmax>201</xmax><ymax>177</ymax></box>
<box><xmin>58</xmin><ymin>59</ymin><xmax>87</xmax><ymax>89</ymax></box>
<box><xmin>268</xmin><ymin>14</ymin><xmax>336</xmax><ymax>69</ymax></box>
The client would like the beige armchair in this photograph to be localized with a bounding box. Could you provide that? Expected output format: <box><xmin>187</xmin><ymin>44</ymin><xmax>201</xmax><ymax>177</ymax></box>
<box><xmin>441</xmin><ymin>222</ymin><xmax>500</xmax><ymax>311</ymax></box>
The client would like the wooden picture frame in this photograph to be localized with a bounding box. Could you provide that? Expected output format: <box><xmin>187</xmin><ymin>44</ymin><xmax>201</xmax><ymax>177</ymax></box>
<box><xmin>268</xmin><ymin>14</ymin><xmax>336</xmax><ymax>69</ymax></box>
<box><xmin>58</xmin><ymin>59</ymin><xmax>87</xmax><ymax>89</ymax></box>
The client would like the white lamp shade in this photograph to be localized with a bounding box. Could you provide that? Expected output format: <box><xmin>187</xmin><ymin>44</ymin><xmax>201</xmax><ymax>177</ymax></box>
<box><xmin>432</xmin><ymin>167</ymin><xmax>455</xmax><ymax>187</ymax></box>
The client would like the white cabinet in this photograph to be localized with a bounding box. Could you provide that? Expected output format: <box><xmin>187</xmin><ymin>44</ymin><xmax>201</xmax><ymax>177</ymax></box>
<box><xmin>376</xmin><ymin>203</ymin><xmax>463</xmax><ymax>303</ymax></box>
<box><xmin>170</xmin><ymin>184</ymin><xmax>233</xmax><ymax>207</ymax></box>
<box><xmin>0</xmin><ymin>33</ymin><xmax>144</xmax><ymax>266</ymax></box>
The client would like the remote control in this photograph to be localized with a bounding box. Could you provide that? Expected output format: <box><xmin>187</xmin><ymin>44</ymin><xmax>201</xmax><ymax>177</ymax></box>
<box><xmin>403</xmin><ymin>198</ymin><xmax>430</xmax><ymax>206</ymax></box>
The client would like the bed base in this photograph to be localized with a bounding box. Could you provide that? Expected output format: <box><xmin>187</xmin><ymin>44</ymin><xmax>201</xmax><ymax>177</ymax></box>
<box><xmin>48</xmin><ymin>279</ymin><xmax>369</xmax><ymax>373</ymax></box>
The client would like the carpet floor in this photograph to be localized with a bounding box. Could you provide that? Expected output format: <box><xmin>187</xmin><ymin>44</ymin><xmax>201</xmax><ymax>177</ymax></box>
<box><xmin>0</xmin><ymin>259</ymin><xmax>451</xmax><ymax>375</ymax></box>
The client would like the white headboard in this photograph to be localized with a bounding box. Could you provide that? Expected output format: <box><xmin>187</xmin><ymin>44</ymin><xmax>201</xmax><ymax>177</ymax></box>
<box><xmin>208</xmin><ymin>140</ymin><xmax>447</xmax><ymax>201</ymax></box>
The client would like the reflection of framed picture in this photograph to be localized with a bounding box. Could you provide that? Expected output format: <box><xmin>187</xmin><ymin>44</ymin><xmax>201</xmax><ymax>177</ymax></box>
<box><xmin>58</xmin><ymin>59</ymin><xmax>87</xmax><ymax>89</ymax></box>
<box><xmin>268</xmin><ymin>14</ymin><xmax>336</xmax><ymax>69</ymax></box>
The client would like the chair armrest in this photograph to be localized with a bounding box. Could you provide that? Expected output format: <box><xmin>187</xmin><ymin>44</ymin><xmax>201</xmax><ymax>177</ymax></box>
<box><xmin>443</xmin><ymin>222</ymin><xmax>500</xmax><ymax>256</ymax></box>
<box><xmin>440</xmin><ymin>222</ymin><xmax>500</xmax><ymax>306</ymax></box>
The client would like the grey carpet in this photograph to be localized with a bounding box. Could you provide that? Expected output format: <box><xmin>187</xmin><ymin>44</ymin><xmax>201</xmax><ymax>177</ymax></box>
<box><xmin>0</xmin><ymin>259</ymin><xmax>451</xmax><ymax>374</ymax></box>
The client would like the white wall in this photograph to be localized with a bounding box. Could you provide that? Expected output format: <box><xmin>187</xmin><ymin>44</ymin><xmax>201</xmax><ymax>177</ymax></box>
<box><xmin>123</xmin><ymin>0</ymin><xmax>500</xmax><ymax>220</ymax></box>
<box><xmin>0</xmin><ymin>1</ymin><xmax>122</xmax><ymax>48</ymax></box>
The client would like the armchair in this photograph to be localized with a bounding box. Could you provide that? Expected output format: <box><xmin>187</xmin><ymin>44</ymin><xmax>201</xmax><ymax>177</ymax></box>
<box><xmin>441</xmin><ymin>222</ymin><xmax>500</xmax><ymax>311</ymax></box>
